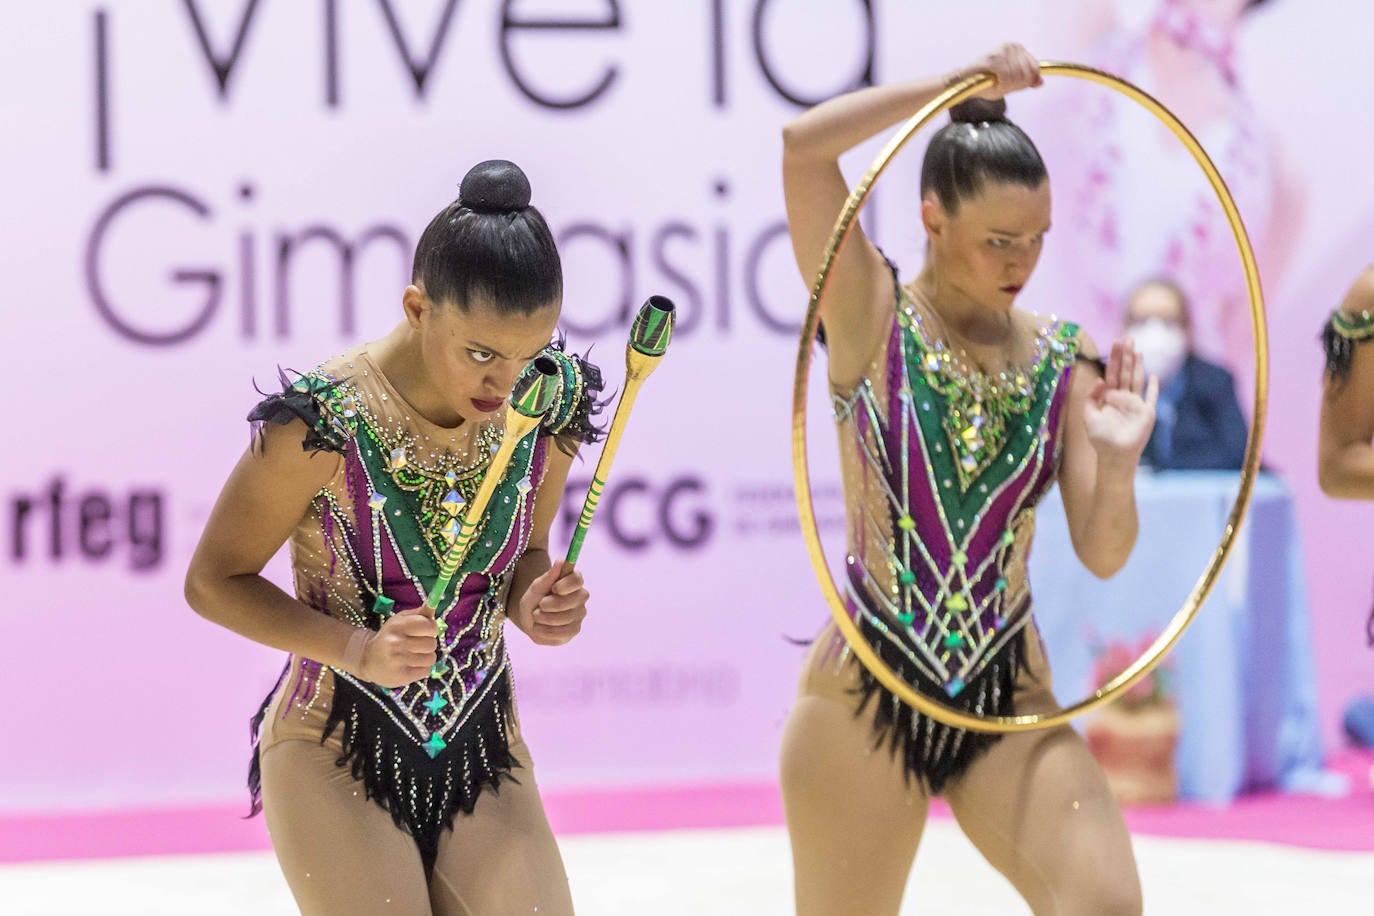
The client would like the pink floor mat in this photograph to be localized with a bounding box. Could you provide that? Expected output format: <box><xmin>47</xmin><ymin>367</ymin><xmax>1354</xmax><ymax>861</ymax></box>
<box><xmin>2</xmin><ymin>751</ymin><xmax>1369</xmax><ymax>864</ymax></box>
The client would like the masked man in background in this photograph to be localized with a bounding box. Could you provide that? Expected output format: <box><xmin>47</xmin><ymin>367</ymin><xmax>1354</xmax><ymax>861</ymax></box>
<box><xmin>1124</xmin><ymin>278</ymin><xmax>1249</xmax><ymax>470</ymax></box>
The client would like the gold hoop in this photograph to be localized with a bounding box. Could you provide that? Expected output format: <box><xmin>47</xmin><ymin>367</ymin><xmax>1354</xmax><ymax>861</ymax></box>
<box><xmin>791</xmin><ymin>62</ymin><xmax>1269</xmax><ymax>733</ymax></box>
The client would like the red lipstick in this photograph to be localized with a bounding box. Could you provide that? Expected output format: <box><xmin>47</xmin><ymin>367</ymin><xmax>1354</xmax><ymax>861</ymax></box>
<box><xmin>470</xmin><ymin>398</ymin><xmax>504</xmax><ymax>413</ymax></box>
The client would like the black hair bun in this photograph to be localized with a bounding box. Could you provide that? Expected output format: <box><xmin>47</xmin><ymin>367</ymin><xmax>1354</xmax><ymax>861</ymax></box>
<box><xmin>459</xmin><ymin>159</ymin><xmax>532</xmax><ymax>214</ymax></box>
<box><xmin>949</xmin><ymin>97</ymin><xmax>1008</xmax><ymax>124</ymax></box>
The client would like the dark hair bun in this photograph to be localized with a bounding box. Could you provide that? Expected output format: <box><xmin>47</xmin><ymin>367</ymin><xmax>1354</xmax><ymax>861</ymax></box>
<box><xmin>459</xmin><ymin>159</ymin><xmax>532</xmax><ymax>214</ymax></box>
<box><xmin>949</xmin><ymin>97</ymin><xmax>1008</xmax><ymax>125</ymax></box>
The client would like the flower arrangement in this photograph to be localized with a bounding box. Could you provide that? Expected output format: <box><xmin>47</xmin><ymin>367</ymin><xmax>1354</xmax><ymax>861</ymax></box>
<box><xmin>1084</xmin><ymin>631</ymin><xmax>1180</xmax><ymax>805</ymax></box>
<box><xmin>1089</xmin><ymin>633</ymin><xmax>1174</xmax><ymax>709</ymax></box>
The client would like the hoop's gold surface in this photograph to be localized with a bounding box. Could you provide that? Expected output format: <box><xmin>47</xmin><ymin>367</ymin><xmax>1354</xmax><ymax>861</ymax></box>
<box><xmin>792</xmin><ymin>62</ymin><xmax>1269</xmax><ymax>733</ymax></box>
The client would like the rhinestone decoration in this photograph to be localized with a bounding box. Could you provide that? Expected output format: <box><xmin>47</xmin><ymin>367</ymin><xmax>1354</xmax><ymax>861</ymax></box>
<box><xmin>830</xmin><ymin>292</ymin><xmax>1080</xmax><ymax>711</ymax></box>
<box><xmin>440</xmin><ymin>489</ymin><xmax>466</xmax><ymax>517</ymax></box>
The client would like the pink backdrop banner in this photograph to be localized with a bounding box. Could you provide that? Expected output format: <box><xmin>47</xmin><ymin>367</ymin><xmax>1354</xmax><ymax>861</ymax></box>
<box><xmin>2</xmin><ymin>0</ymin><xmax>1369</xmax><ymax>815</ymax></box>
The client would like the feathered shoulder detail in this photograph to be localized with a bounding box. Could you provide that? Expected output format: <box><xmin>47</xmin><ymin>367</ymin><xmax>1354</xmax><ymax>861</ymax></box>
<box><xmin>247</xmin><ymin>367</ymin><xmax>358</xmax><ymax>454</ymax></box>
<box><xmin>540</xmin><ymin>336</ymin><xmax>607</xmax><ymax>455</ymax></box>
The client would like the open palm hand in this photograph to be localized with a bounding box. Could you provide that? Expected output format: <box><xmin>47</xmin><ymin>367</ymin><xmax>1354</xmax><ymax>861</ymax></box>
<box><xmin>1084</xmin><ymin>340</ymin><xmax>1159</xmax><ymax>463</ymax></box>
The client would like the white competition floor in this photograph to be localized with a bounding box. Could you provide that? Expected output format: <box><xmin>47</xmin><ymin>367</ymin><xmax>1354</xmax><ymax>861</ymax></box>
<box><xmin>2</xmin><ymin>820</ymin><xmax>1368</xmax><ymax>914</ymax></box>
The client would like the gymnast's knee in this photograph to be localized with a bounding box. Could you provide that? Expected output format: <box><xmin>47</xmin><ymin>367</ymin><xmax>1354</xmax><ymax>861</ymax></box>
<box><xmin>1063</xmin><ymin>869</ymin><xmax>1142</xmax><ymax>916</ymax></box>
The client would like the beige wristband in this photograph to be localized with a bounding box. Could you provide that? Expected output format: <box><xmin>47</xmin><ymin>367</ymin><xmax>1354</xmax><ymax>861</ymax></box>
<box><xmin>342</xmin><ymin>627</ymin><xmax>371</xmax><ymax>675</ymax></box>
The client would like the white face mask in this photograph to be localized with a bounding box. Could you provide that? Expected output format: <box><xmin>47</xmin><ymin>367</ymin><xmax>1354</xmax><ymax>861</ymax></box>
<box><xmin>1127</xmin><ymin>318</ymin><xmax>1188</xmax><ymax>381</ymax></box>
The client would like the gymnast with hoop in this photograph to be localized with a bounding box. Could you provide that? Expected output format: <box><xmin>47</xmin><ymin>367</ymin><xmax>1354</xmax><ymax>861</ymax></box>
<box><xmin>778</xmin><ymin>44</ymin><xmax>1157</xmax><ymax>915</ymax></box>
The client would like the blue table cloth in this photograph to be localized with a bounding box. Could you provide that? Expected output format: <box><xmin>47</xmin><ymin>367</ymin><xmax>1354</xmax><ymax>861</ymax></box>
<box><xmin>1030</xmin><ymin>472</ymin><xmax>1326</xmax><ymax>803</ymax></box>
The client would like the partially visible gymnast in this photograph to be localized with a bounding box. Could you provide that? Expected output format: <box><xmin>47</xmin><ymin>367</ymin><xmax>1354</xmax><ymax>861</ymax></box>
<box><xmin>1319</xmin><ymin>266</ymin><xmax>1374</xmax><ymax>501</ymax></box>
<box><xmin>778</xmin><ymin>44</ymin><xmax>1153</xmax><ymax>915</ymax></box>
<box><xmin>1319</xmin><ymin>267</ymin><xmax>1374</xmax><ymax>651</ymax></box>
<box><xmin>185</xmin><ymin>160</ymin><xmax>600</xmax><ymax>915</ymax></box>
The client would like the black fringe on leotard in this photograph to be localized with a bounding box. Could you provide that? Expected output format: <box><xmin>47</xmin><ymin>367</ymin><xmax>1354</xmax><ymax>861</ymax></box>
<box><xmin>246</xmin><ymin>666</ymin><xmax>289</xmax><ymax>819</ymax></box>
<box><xmin>247</xmin><ymin>671</ymin><xmax>520</xmax><ymax>877</ymax></box>
<box><xmin>852</xmin><ymin>625</ymin><xmax>1028</xmax><ymax>795</ymax></box>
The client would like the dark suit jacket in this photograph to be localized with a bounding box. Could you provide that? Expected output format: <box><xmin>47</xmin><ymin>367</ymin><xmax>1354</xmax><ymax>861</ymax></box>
<box><xmin>1142</xmin><ymin>354</ymin><xmax>1248</xmax><ymax>471</ymax></box>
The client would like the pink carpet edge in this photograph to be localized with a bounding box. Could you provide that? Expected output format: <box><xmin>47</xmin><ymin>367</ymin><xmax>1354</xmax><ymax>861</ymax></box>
<box><xmin>2</xmin><ymin>777</ymin><xmax>1371</xmax><ymax>865</ymax></box>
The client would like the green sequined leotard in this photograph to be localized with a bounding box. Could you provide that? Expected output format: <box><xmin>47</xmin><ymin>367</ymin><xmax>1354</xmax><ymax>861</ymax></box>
<box><xmin>831</xmin><ymin>270</ymin><xmax>1082</xmax><ymax>792</ymax></box>
<box><xmin>244</xmin><ymin>339</ymin><xmax>601</xmax><ymax>873</ymax></box>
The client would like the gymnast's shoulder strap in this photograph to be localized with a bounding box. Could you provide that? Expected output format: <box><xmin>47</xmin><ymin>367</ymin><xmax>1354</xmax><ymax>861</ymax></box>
<box><xmin>1055</xmin><ymin>321</ymin><xmax>1105</xmax><ymax>375</ymax></box>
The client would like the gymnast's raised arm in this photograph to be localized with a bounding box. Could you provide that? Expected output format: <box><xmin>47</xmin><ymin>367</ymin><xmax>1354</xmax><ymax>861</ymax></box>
<box><xmin>780</xmin><ymin>44</ymin><xmax>1042</xmax><ymax>390</ymax></box>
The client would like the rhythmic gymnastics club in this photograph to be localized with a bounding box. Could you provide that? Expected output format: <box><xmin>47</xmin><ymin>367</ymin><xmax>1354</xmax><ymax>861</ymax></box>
<box><xmin>423</xmin><ymin>356</ymin><xmax>563</xmax><ymax>614</ymax></box>
<box><xmin>564</xmin><ymin>296</ymin><xmax>676</xmax><ymax>566</ymax></box>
